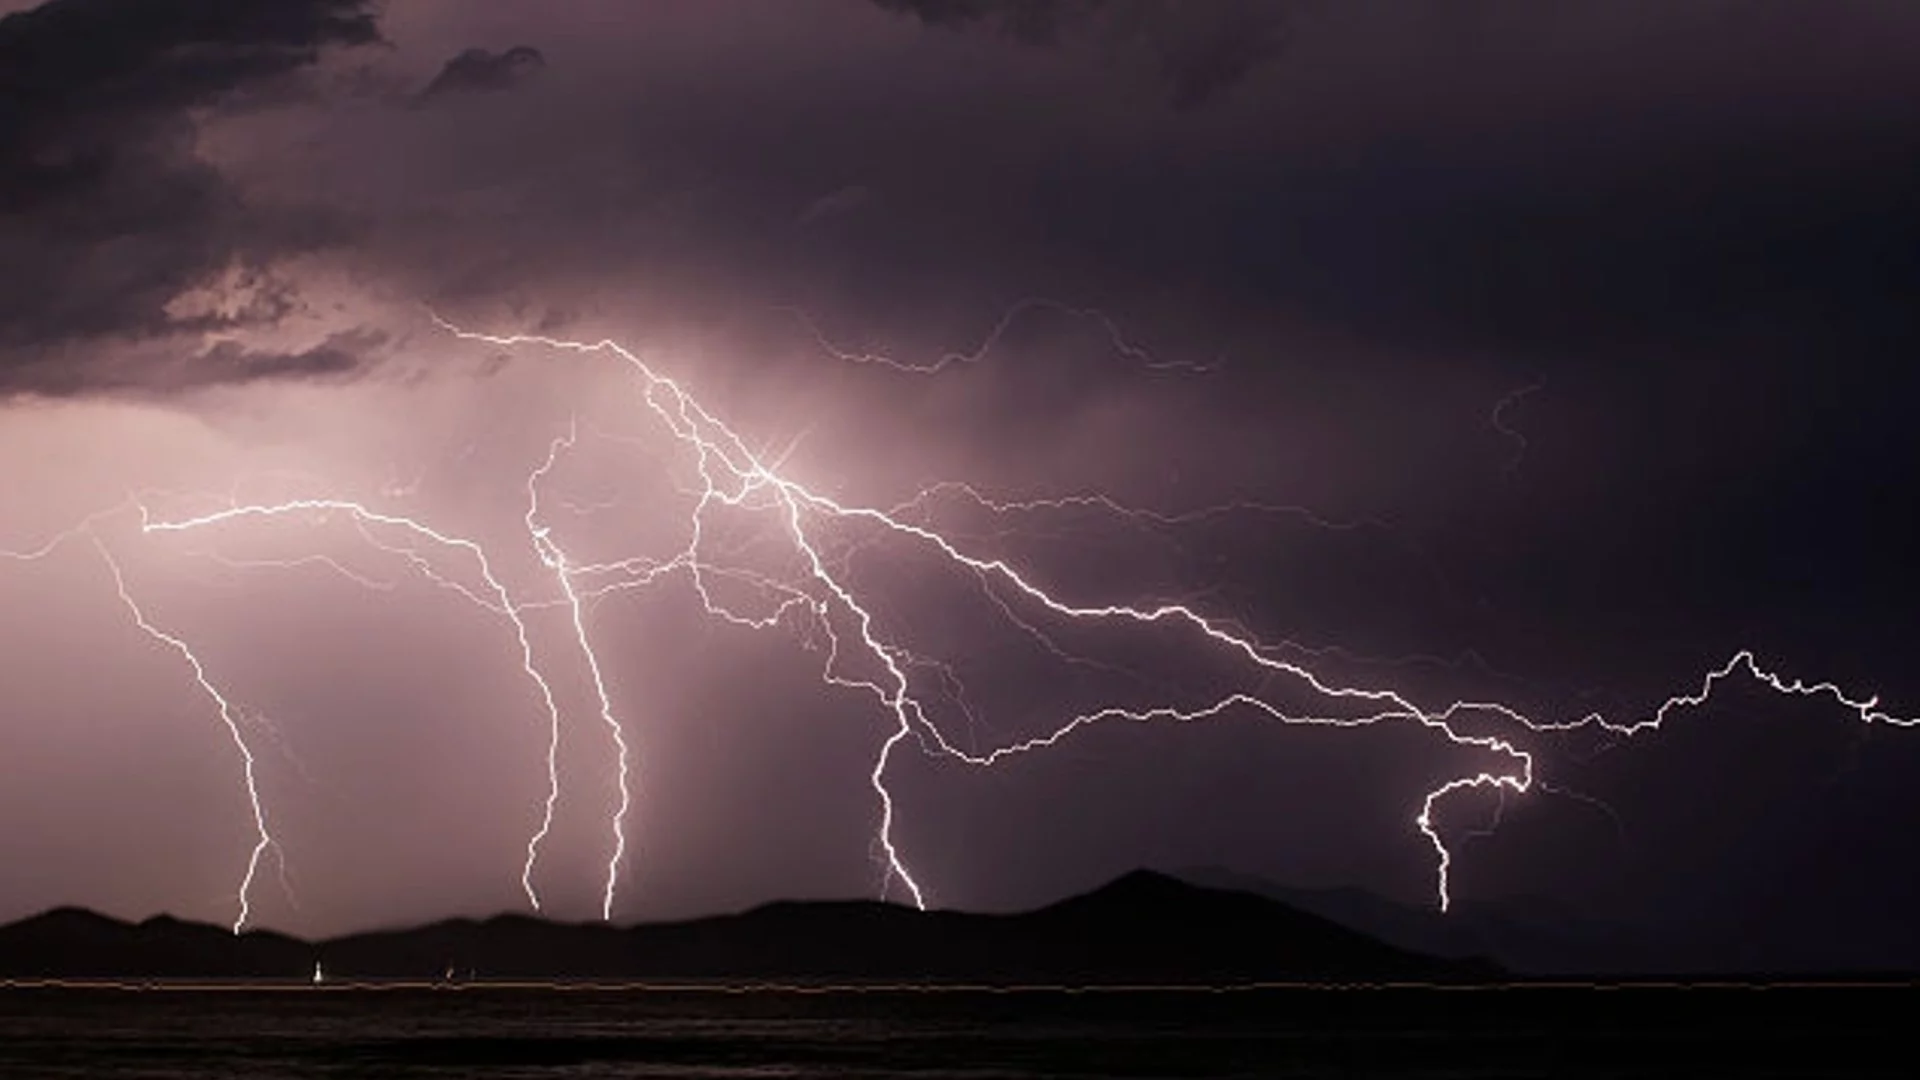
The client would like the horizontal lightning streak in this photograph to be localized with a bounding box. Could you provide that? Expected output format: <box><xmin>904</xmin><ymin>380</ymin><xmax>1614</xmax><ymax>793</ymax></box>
<box><xmin>433</xmin><ymin>314</ymin><xmax>1917</xmax><ymax>914</ymax></box>
<box><xmin>5</xmin><ymin>313</ymin><xmax>1912</xmax><ymax>928</ymax></box>
<box><xmin>890</xmin><ymin>479</ymin><xmax>1381</xmax><ymax>533</ymax></box>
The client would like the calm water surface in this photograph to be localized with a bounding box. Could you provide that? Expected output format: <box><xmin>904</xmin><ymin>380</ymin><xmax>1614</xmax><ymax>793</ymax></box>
<box><xmin>0</xmin><ymin>982</ymin><xmax>1907</xmax><ymax>1078</ymax></box>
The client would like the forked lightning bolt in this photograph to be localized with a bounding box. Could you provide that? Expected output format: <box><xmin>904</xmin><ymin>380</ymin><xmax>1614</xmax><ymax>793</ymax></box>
<box><xmin>4</xmin><ymin>310</ymin><xmax>1915</xmax><ymax>928</ymax></box>
<box><xmin>525</xmin><ymin>423</ymin><xmax>634</xmax><ymax>921</ymax></box>
<box><xmin>136</xmin><ymin>499</ymin><xmax>571</xmax><ymax>917</ymax></box>
<box><xmin>431</xmin><ymin>315</ymin><xmax>1916</xmax><ymax>913</ymax></box>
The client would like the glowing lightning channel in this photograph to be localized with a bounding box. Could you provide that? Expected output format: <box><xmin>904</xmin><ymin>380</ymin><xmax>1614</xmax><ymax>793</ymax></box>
<box><xmin>888</xmin><ymin>480</ymin><xmax>1382</xmax><ymax>534</ymax></box>
<box><xmin>432</xmin><ymin>316</ymin><xmax>1516</xmax><ymax>910</ymax></box>
<box><xmin>17</xmin><ymin>342</ymin><xmax>1897</xmax><ymax>923</ymax></box>
<box><xmin>524</xmin><ymin>421</ymin><xmax>636</xmax><ymax>920</ymax></box>
<box><xmin>1594</xmin><ymin>649</ymin><xmax>1916</xmax><ymax>736</ymax></box>
<box><xmin>136</xmin><ymin>499</ymin><xmax>568</xmax><ymax>913</ymax></box>
<box><xmin>436</xmin><ymin>315</ymin><xmax>963</xmax><ymax>907</ymax></box>
<box><xmin>88</xmin><ymin>536</ymin><xmax>275</xmax><ymax>934</ymax></box>
<box><xmin>433</xmin><ymin>313</ymin><xmax>1916</xmax><ymax>914</ymax></box>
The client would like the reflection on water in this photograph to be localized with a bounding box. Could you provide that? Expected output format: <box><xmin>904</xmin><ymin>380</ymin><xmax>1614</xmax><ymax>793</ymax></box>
<box><xmin>0</xmin><ymin>983</ymin><xmax>1908</xmax><ymax>1077</ymax></box>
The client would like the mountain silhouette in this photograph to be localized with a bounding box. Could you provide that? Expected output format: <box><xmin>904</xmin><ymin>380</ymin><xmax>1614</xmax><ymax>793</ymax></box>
<box><xmin>0</xmin><ymin>907</ymin><xmax>309</xmax><ymax>979</ymax></box>
<box><xmin>0</xmin><ymin>871</ymin><xmax>1497</xmax><ymax>984</ymax></box>
<box><xmin>1166</xmin><ymin>866</ymin><xmax>1920</xmax><ymax>977</ymax></box>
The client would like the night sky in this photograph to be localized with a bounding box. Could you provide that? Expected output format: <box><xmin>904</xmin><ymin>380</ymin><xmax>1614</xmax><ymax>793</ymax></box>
<box><xmin>2</xmin><ymin>0</ymin><xmax>1917</xmax><ymax>969</ymax></box>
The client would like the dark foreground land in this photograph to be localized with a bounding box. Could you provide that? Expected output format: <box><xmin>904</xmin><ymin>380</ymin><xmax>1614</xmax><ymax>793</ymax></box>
<box><xmin>2</xmin><ymin>872</ymin><xmax>1912</xmax><ymax>1075</ymax></box>
<box><xmin>0</xmin><ymin>871</ymin><xmax>1498</xmax><ymax>984</ymax></box>
<box><xmin>0</xmin><ymin>982</ymin><xmax>1911</xmax><ymax>1078</ymax></box>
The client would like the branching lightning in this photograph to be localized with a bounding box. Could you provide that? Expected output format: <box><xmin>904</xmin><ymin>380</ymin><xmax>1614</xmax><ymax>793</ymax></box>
<box><xmin>3</xmin><ymin>310</ymin><xmax>1913</xmax><ymax>932</ymax></box>
<box><xmin>136</xmin><ymin>499</ymin><xmax>572</xmax><ymax>916</ymax></box>
<box><xmin>429</xmin><ymin>316</ymin><xmax>1916</xmax><ymax>914</ymax></box>
<box><xmin>525</xmin><ymin>421</ymin><xmax>634</xmax><ymax>921</ymax></box>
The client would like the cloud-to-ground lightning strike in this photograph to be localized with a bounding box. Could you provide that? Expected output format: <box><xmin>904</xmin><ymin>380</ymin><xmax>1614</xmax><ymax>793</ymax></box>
<box><xmin>6</xmin><ymin>512</ymin><xmax>279</xmax><ymax>930</ymax></box>
<box><xmin>134</xmin><ymin>499</ymin><xmax>572</xmax><ymax>915</ymax></box>
<box><xmin>432</xmin><ymin>316</ymin><xmax>1916</xmax><ymax>914</ymax></box>
<box><xmin>3</xmin><ymin>312</ymin><xmax>1913</xmax><ymax>928</ymax></box>
<box><xmin>525</xmin><ymin>422</ymin><xmax>635</xmax><ymax>921</ymax></box>
<box><xmin>90</xmin><ymin>536</ymin><xmax>277</xmax><ymax>934</ymax></box>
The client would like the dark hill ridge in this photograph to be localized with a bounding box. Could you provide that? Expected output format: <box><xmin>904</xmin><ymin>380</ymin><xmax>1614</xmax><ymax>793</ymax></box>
<box><xmin>0</xmin><ymin>871</ymin><xmax>1498</xmax><ymax>984</ymax></box>
<box><xmin>0</xmin><ymin>907</ymin><xmax>309</xmax><ymax>979</ymax></box>
<box><xmin>1166</xmin><ymin>865</ymin><xmax>1920</xmax><ymax>977</ymax></box>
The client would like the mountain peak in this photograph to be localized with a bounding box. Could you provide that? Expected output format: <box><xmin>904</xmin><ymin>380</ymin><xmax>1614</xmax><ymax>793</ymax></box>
<box><xmin>0</xmin><ymin>872</ymin><xmax>1494</xmax><ymax>983</ymax></box>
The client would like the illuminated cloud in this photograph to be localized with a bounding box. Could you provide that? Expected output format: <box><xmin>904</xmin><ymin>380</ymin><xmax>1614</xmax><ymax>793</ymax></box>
<box><xmin>0</xmin><ymin>0</ymin><xmax>1916</xmax><ymax>972</ymax></box>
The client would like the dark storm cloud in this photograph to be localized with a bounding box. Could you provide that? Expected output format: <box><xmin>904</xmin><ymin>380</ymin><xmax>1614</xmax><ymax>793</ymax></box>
<box><xmin>1212</xmin><ymin>111</ymin><xmax>1920</xmax><ymax>359</ymax></box>
<box><xmin>4</xmin><ymin>0</ymin><xmax>1916</xmax><ymax>964</ymax></box>
<box><xmin>834</xmin><ymin>1</ymin><xmax>1916</xmax><ymax>363</ymax></box>
<box><xmin>416</xmin><ymin>45</ymin><xmax>545</xmax><ymax>103</ymax></box>
<box><xmin>5</xmin><ymin>326</ymin><xmax>387</xmax><ymax>397</ymax></box>
<box><xmin>0</xmin><ymin>0</ymin><xmax>379</xmax><ymax>395</ymax></box>
<box><xmin>190</xmin><ymin>326</ymin><xmax>384</xmax><ymax>383</ymax></box>
<box><xmin>869</xmin><ymin>0</ymin><xmax>1302</xmax><ymax>109</ymax></box>
<box><xmin>740</xmin><ymin>1</ymin><xmax>1920</xmax><ymax>951</ymax></box>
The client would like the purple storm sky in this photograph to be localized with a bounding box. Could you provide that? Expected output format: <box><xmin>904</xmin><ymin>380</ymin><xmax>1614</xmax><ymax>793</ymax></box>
<box><xmin>2</xmin><ymin>1</ymin><xmax>1918</xmax><ymax>967</ymax></box>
